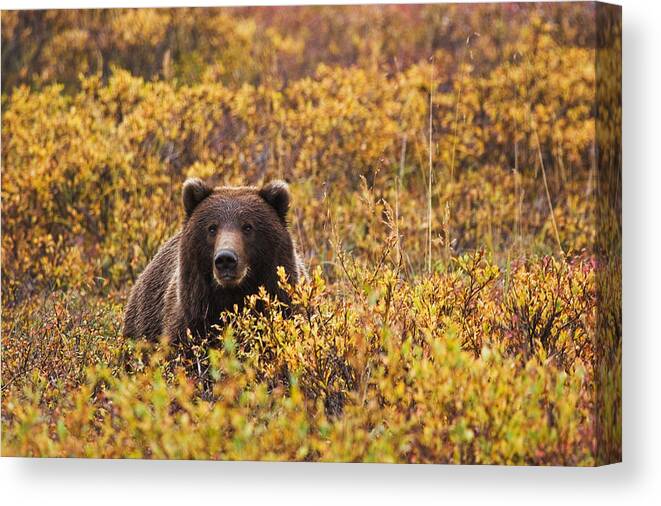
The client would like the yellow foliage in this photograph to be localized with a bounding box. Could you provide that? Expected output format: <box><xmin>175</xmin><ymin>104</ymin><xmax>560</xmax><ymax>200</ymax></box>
<box><xmin>1</xmin><ymin>4</ymin><xmax>619</xmax><ymax>464</ymax></box>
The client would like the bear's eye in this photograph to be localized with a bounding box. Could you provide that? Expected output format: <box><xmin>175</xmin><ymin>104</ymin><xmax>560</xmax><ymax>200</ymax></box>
<box><xmin>242</xmin><ymin>223</ymin><xmax>253</xmax><ymax>233</ymax></box>
<box><xmin>208</xmin><ymin>224</ymin><xmax>218</xmax><ymax>235</ymax></box>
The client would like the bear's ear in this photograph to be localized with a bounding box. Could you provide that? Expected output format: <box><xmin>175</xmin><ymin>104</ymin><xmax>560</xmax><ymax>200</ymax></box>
<box><xmin>259</xmin><ymin>180</ymin><xmax>290</xmax><ymax>222</ymax></box>
<box><xmin>182</xmin><ymin>178</ymin><xmax>213</xmax><ymax>218</ymax></box>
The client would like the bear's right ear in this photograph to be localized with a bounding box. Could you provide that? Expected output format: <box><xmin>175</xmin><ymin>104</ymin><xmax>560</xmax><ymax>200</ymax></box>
<box><xmin>182</xmin><ymin>178</ymin><xmax>213</xmax><ymax>218</ymax></box>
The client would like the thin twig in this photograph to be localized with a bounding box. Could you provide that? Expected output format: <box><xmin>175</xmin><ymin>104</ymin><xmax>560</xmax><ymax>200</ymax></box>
<box><xmin>427</xmin><ymin>57</ymin><xmax>434</xmax><ymax>275</ymax></box>
<box><xmin>534</xmin><ymin>130</ymin><xmax>564</xmax><ymax>256</ymax></box>
<box><xmin>396</xmin><ymin>135</ymin><xmax>407</xmax><ymax>269</ymax></box>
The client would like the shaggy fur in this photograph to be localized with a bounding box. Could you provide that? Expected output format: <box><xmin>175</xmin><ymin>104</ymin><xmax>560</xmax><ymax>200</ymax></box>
<box><xmin>123</xmin><ymin>178</ymin><xmax>305</xmax><ymax>344</ymax></box>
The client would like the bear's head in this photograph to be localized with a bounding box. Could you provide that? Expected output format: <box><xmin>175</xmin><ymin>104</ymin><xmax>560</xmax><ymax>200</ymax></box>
<box><xmin>180</xmin><ymin>178</ymin><xmax>293</xmax><ymax>291</ymax></box>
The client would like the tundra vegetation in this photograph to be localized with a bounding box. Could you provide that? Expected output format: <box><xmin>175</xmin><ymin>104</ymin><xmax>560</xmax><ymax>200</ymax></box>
<box><xmin>1</xmin><ymin>4</ymin><xmax>621</xmax><ymax>464</ymax></box>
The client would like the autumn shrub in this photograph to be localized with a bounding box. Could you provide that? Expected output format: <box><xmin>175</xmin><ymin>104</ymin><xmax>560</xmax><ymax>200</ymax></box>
<box><xmin>2</xmin><ymin>256</ymin><xmax>596</xmax><ymax>464</ymax></box>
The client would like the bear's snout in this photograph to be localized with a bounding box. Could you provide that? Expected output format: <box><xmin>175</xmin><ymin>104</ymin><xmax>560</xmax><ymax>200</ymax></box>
<box><xmin>212</xmin><ymin>230</ymin><xmax>247</xmax><ymax>287</ymax></box>
<box><xmin>215</xmin><ymin>249</ymin><xmax>238</xmax><ymax>271</ymax></box>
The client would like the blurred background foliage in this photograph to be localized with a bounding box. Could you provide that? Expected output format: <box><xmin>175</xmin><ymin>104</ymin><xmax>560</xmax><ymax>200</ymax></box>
<box><xmin>1</xmin><ymin>3</ymin><xmax>620</xmax><ymax>464</ymax></box>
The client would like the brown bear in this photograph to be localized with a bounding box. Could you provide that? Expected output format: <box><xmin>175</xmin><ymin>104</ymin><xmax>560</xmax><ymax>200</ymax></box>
<box><xmin>122</xmin><ymin>178</ymin><xmax>305</xmax><ymax>345</ymax></box>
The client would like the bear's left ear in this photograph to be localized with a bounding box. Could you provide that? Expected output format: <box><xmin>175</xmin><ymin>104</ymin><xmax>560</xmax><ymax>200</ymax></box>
<box><xmin>182</xmin><ymin>178</ymin><xmax>213</xmax><ymax>218</ymax></box>
<box><xmin>259</xmin><ymin>180</ymin><xmax>290</xmax><ymax>222</ymax></box>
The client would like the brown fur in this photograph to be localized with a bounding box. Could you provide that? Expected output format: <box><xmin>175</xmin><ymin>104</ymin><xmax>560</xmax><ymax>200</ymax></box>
<box><xmin>123</xmin><ymin>178</ymin><xmax>305</xmax><ymax>345</ymax></box>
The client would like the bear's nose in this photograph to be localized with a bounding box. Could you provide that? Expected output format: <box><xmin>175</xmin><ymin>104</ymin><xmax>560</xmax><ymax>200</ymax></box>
<box><xmin>215</xmin><ymin>249</ymin><xmax>238</xmax><ymax>271</ymax></box>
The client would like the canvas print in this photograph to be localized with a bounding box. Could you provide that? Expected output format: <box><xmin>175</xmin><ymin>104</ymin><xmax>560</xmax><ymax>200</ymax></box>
<box><xmin>1</xmin><ymin>2</ymin><xmax>621</xmax><ymax>465</ymax></box>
